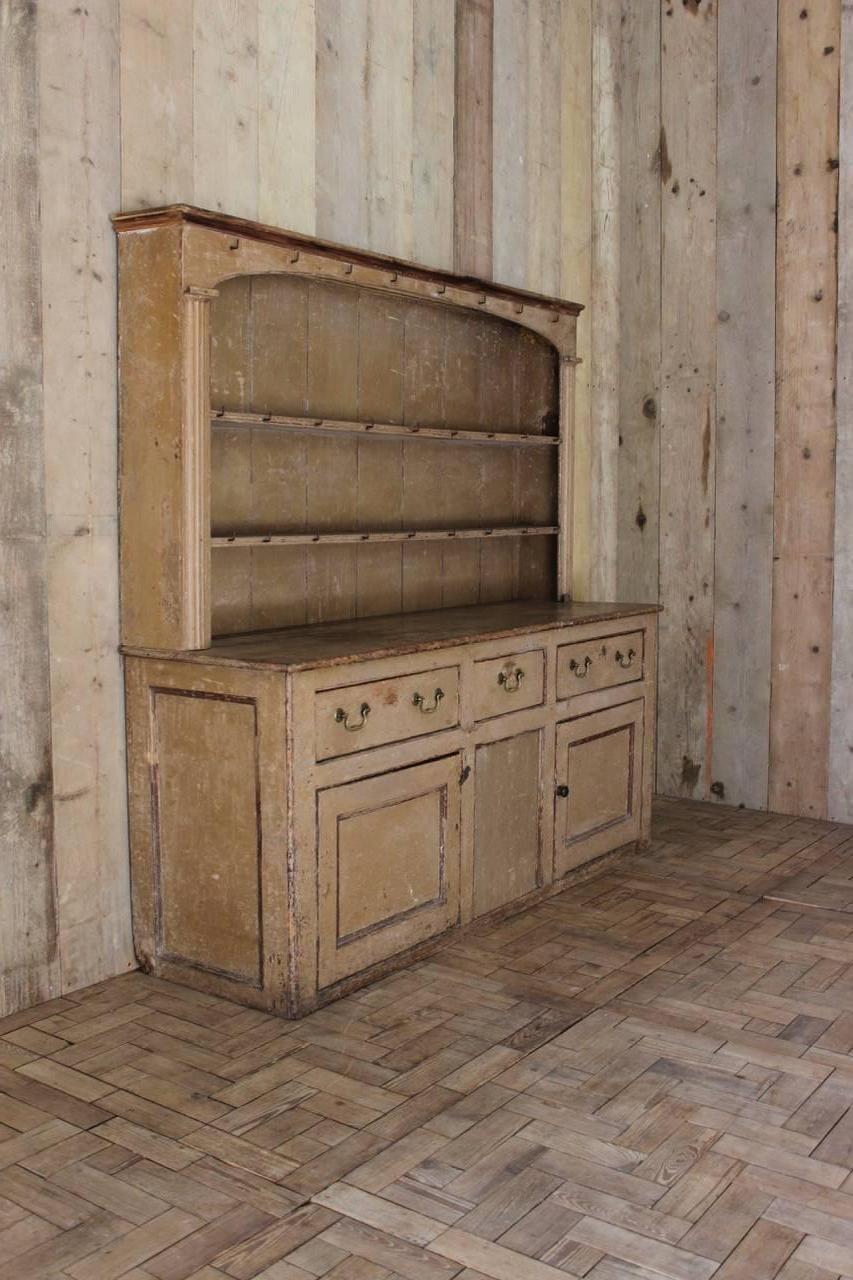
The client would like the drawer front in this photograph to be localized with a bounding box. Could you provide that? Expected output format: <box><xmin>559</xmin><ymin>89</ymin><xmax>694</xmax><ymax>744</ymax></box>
<box><xmin>315</xmin><ymin>665</ymin><xmax>460</xmax><ymax>760</ymax></box>
<box><xmin>472</xmin><ymin>649</ymin><xmax>546</xmax><ymax>722</ymax></box>
<box><xmin>557</xmin><ymin>630</ymin><xmax>645</xmax><ymax>700</ymax></box>
<box><xmin>317</xmin><ymin>755</ymin><xmax>462</xmax><ymax>987</ymax></box>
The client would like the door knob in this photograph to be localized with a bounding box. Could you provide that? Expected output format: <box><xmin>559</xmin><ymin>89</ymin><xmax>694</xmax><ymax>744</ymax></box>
<box><xmin>556</xmin><ymin>785</ymin><xmax>569</xmax><ymax>798</ymax></box>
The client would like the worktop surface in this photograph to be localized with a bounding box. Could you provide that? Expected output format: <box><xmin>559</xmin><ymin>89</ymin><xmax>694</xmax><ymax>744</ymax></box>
<box><xmin>122</xmin><ymin>599</ymin><xmax>660</xmax><ymax>673</ymax></box>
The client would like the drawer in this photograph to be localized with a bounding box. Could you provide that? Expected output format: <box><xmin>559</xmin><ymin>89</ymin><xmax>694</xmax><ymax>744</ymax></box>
<box><xmin>472</xmin><ymin>649</ymin><xmax>545</xmax><ymax>722</ymax></box>
<box><xmin>557</xmin><ymin>630</ymin><xmax>644</xmax><ymax>700</ymax></box>
<box><xmin>315</xmin><ymin>665</ymin><xmax>460</xmax><ymax>760</ymax></box>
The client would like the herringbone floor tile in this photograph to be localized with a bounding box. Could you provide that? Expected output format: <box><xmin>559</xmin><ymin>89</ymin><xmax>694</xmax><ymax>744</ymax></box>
<box><xmin>5</xmin><ymin>798</ymin><xmax>853</xmax><ymax>1277</ymax></box>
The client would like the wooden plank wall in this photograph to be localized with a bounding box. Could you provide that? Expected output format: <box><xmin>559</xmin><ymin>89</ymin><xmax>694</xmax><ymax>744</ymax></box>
<box><xmin>0</xmin><ymin>0</ymin><xmax>59</xmax><ymax>1015</ymax></box>
<box><xmin>831</xmin><ymin>0</ymin><xmax>853</xmax><ymax>821</ymax></box>
<box><xmin>5</xmin><ymin>0</ymin><xmax>852</xmax><ymax>1013</ymax></box>
<box><xmin>617</xmin><ymin>0</ymin><xmax>849</xmax><ymax>821</ymax></box>
<box><xmin>2</xmin><ymin>0</ymin><xmax>609</xmax><ymax>1015</ymax></box>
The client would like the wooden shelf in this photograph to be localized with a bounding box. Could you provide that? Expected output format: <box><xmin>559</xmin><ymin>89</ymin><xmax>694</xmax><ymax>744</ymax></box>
<box><xmin>212</xmin><ymin>410</ymin><xmax>558</xmax><ymax>448</ymax></box>
<box><xmin>211</xmin><ymin>526</ymin><xmax>560</xmax><ymax>548</ymax></box>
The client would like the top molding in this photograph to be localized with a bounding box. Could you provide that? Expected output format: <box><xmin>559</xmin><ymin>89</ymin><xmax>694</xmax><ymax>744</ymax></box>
<box><xmin>112</xmin><ymin>204</ymin><xmax>584</xmax><ymax>320</ymax></box>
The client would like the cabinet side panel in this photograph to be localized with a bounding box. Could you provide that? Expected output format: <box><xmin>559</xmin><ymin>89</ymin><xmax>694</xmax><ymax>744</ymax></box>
<box><xmin>474</xmin><ymin>730</ymin><xmax>542</xmax><ymax>916</ymax></box>
<box><xmin>118</xmin><ymin>225</ymin><xmax>184</xmax><ymax>648</ymax></box>
<box><xmin>152</xmin><ymin>689</ymin><xmax>262</xmax><ymax>984</ymax></box>
<box><xmin>125</xmin><ymin>657</ymin><xmax>288</xmax><ymax>1010</ymax></box>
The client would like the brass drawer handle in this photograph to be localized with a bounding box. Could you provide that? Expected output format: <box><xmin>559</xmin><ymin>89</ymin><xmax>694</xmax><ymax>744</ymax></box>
<box><xmin>498</xmin><ymin>667</ymin><xmax>525</xmax><ymax>693</ymax></box>
<box><xmin>569</xmin><ymin>655</ymin><xmax>592</xmax><ymax>679</ymax></box>
<box><xmin>615</xmin><ymin>648</ymin><xmax>636</xmax><ymax>669</ymax></box>
<box><xmin>335</xmin><ymin>702</ymin><xmax>371</xmax><ymax>732</ymax></box>
<box><xmin>412</xmin><ymin>688</ymin><xmax>444</xmax><ymax>714</ymax></box>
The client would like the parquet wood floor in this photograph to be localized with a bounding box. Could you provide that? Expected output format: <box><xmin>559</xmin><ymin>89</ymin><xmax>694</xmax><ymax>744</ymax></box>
<box><xmin>6</xmin><ymin>799</ymin><xmax>853</xmax><ymax>1278</ymax></box>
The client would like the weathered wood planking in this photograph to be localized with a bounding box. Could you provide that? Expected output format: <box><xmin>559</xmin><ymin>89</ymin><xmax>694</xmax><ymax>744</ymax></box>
<box><xmin>119</xmin><ymin>0</ymin><xmax>193</xmax><ymax>207</ymax></box>
<box><xmin>616</xmin><ymin>0</ymin><xmax>660</xmax><ymax>607</ymax></box>
<box><xmin>560</xmin><ymin>0</ymin><xmax>592</xmax><ymax>599</ymax></box>
<box><xmin>710</xmin><ymin>0</ymin><xmax>776</xmax><ymax>811</ymax></box>
<box><xmin>493</xmin><ymin>0</ymin><xmax>561</xmax><ymax>296</ymax></box>
<box><xmin>770</xmin><ymin>0</ymin><xmax>841</xmax><ymax>817</ymax></box>
<box><xmin>0</xmin><ymin>0</ymin><xmax>58</xmax><ymax>1015</ymax></box>
<box><xmin>526</xmin><ymin>0</ymin><xmax>561</xmax><ymax>298</ymax></box>
<box><xmin>657</xmin><ymin>0</ymin><xmax>717</xmax><ymax>799</ymax></box>
<box><xmin>193</xmin><ymin>0</ymin><xmax>260</xmax><ymax>219</ymax></box>
<box><xmin>366</xmin><ymin>0</ymin><xmax>414</xmax><ymax>258</ymax></box>
<box><xmin>315</xmin><ymin>0</ymin><xmax>369</xmax><ymax>246</ymax></box>
<box><xmin>38</xmin><ymin>0</ymin><xmax>134</xmax><ymax>993</ymax></box>
<box><xmin>413</xmin><ymin>0</ymin><xmax>455</xmax><ymax>270</ymax></box>
<box><xmin>258</xmin><ymin>0</ymin><xmax>316</xmax><ymax>233</ymax></box>
<box><xmin>453</xmin><ymin>0</ymin><xmax>493</xmax><ymax>277</ymax></box>
<box><xmin>492</xmin><ymin>0</ymin><xmax>527</xmax><ymax>290</ymax></box>
<box><xmin>589</xmin><ymin>0</ymin><xmax>620</xmax><ymax>602</ymax></box>
<box><xmin>830</xmin><ymin>1</ymin><xmax>853</xmax><ymax>822</ymax></box>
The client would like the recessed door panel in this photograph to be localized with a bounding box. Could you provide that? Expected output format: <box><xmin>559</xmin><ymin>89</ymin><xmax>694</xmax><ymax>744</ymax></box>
<box><xmin>318</xmin><ymin>756</ymin><xmax>461</xmax><ymax>986</ymax></box>
<box><xmin>474</xmin><ymin>730</ymin><xmax>543</xmax><ymax>916</ymax></box>
<box><xmin>555</xmin><ymin>701</ymin><xmax>644</xmax><ymax>876</ymax></box>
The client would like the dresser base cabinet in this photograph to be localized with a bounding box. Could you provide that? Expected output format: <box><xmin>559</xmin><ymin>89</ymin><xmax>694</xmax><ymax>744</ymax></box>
<box><xmin>124</xmin><ymin>602</ymin><xmax>658</xmax><ymax>1016</ymax></box>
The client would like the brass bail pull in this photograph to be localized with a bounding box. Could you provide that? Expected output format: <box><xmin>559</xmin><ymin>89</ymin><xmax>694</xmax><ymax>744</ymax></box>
<box><xmin>615</xmin><ymin>648</ymin><xmax>636</xmax><ymax>669</ymax></box>
<box><xmin>412</xmin><ymin>688</ymin><xmax>444</xmax><ymax>714</ymax></box>
<box><xmin>335</xmin><ymin>702</ymin><xmax>371</xmax><ymax>731</ymax></box>
<box><xmin>569</xmin><ymin>655</ymin><xmax>592</xmax><ymax>679</ymax></box>
<box><xmin>498</xmin><ymin>667</ymin><xmax>525</xmax><ymax>693</ymax></box>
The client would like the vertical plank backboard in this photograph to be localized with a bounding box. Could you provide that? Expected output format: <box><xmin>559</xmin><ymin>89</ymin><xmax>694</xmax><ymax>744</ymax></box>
<box><xmin>315</xmin><ymin>0</ymin><xmax>369</xmax><ymax>248</ymax></box>
<box><xmin>492</xmin><ymin>0</ymin><xmax>527</xmax><ymax>289</ymax></box>
<box><xmin>192</xmin><ymin>0</ymin><xmax>259</xmax><ymax>220</ymax></box>
<box><xmin>830</xmin><ymin>0</ymin><xmax>853</xmax><ymax>822</ymax></box>
<box><xmin>589</xmin><ymin>0</ymin><xmax>620</xmax><ymax>601</ymax></box>
<box><xmin>413</xmin><ymin>0</ymin><xmax>455</xmax><ymax>270</ymax></box>
<box><xmin>366</xmin><ymin>0</ymin><xmax>414</xmax><ymax>259</ymax></box>
<box><xmin>526</xmin><ymin>0</ymin><xmax>562</xmax><ymax>298</ymax></box>
<box><xmin>40</xmin><ymin>0</ymin><xmax>133</xmax><ymax>991</ymax></box>
<box><xmin>119</xmin><ymin>0</ymin><xmax>193</xmax><ymax>208</ymax></box>
<box><xmin>712</xmin><ymin>0</ymin><xmax>776</xmax><ymax>810</ymax></box>
<box><xmin>657</xmin><ymin>0</ymin><xmax>717</xmax><ymax>798</ymax></box>
<box><xmin>616</xmin><ymin>0</ymin><xmax>660</xmax><ymax>606</ymax></box>
<box><xmin>0</xmin><ymin>0</ymin><xmax>58</xmax><ymax>1015</ymax></box>
<box><xmin>454</xmin><ymin>0</ymin><xmax>493</xmax><ymax>277</ymax></box>
<box><xmin>258</xmin><ymin>0</ymin><xmax>316</xmax><ymax>233</ymax></box>
<box><xmin>560</xmin><ymin>0</ymin><xmax>592</xmax><ymax>599</ymax></box>
<box><xmin>770</xmin><ymin>0</ymin><xmax>840</xmax><ymax>817</ymax></box>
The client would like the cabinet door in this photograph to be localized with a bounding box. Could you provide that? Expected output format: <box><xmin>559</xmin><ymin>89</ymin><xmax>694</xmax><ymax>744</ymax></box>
<box><xmin>318</xmin><ymin>756</ymin><xmax>461</xmax><ymax>987</ymax></box>
<box><xmin>554</xmin><ymin>700</ymin><xmax>643</xmax><ymax>876</ymax></box>
<box><xmin>473</xmin><ymin>730</ymin><xmax>543</xmax><ymax>917</ymax></box>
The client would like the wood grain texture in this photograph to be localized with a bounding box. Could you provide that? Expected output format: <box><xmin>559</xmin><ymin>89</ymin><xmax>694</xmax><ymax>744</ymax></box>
<box><xmin>560</xmin><ymin>0</ymin><xmax>592</xmax><ymax>599</ymax></box>
<box><xmin>711</xmin><ymin>0</ymin><xmax>776</xmax><ymax>811</ymax></box>
<box><xmin>493</xmin><ymin>0</ymin><xmax>561</xmax><ymax>297</ymax></box>
<box><xmin>8</xmin><ymin>796</ymin><xmax>853</xmax><ymax>1277</ymax></box>
<box><xmin>829</xmin><ymin>0</ymin><xmax>853</xmax><ymax>822</ymax></box>
<box><xmin>657</xmin><ymin>0</ymin><xmax>717</xmax><ymax>799</ymax></box>
<box><xmin>616</xmin><ymin>0</ymin><xmax>660</xmax><ymax>607</ymax></box>
<box><xmin>37</xmin><ymin>0</ymin><xmax>133</xmax><ymax>995</ymax></box>
<box><xmin>454</xmin><ymin>0</ymin><xmax>493</xmax><ymax>277</ymax></box>
<box><xmin>770</xmin><ymin>0</ymin><xmax>840</xmax><ymax>817</ymax></box>
<box><xmin>193</xmin><ymin>0</ymin><xmax>260</xmax><ymax>219</ymax></box>
<box><xmin>258</xmin><ymin>0</ymin><xmax>317</xmax><ymax>233</ymax></box>
<box><xmin>119</xmin><ymin>0</ymin><xmax>193</xmax><ymax>208</ymax></box>
<box><xmin>315</xmin><ymin>0</ymin><xmax>369</xmax><ymax>246</ymax></box>
<box><xmin>413</xmin><ymin>0</ymin><xmax>455</xmax><ymax>270</ymax></box>
<box><xmin>589</xmin><ymin>0</ymin><xmax>620</xmax><ymax>601</ymax></box>
<box><xmin>0</xmin><ymin>0</ymin><xmax>58</xmax><ymax>1016</ymax></box>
